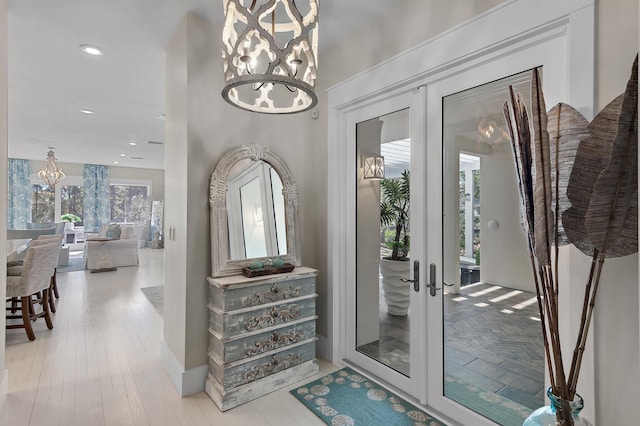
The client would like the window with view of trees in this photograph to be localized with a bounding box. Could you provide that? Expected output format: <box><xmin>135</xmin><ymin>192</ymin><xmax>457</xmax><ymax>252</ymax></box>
<box><xmin>31</xmin><ymin>184</ymin><xmax>55</xmax><ymax>223</ymax></box>
<box><xmin>61</xmin><ymin>185</ymin><xmax>84</xmax><ymax>225</ymax></box>
<box><xmin>110</xmin><ymin>184</ymin><xmax>148</xmax><ymax>223</ymax></box>
<box><xmin>458</xmin><ymin>166</ymin><xmax>481</xmax><ymax>265</ymax></box>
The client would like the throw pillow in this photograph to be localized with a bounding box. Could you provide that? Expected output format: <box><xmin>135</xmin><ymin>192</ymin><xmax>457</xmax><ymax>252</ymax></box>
<box><xmin>105</xmin><ymin>224</ymin><xmax>122</xmax><ymax>239</ymax></box>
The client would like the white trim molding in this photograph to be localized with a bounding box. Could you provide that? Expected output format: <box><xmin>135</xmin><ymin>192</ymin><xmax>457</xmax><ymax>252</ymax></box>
<box><xmin>0</xmin><ymin>369</ymin><xmax>7</xmax><ymax>410</ymax></box>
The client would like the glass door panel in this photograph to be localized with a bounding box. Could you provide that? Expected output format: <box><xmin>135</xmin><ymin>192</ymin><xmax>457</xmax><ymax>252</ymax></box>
<box><xmin>356</xmin><ymin>108</ymin><xmax>411</xmax><ymax>377</ymax></box>
<box><xmin>441</xmin><ymin>70</ymin><xmax>545</xmax><ymax>423</ymax></box>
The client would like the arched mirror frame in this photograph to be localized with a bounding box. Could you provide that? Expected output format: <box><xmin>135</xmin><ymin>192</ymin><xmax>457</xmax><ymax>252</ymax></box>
<box><xmin>209</xmin><ymin>143</ymin><xmax>301</xmax><ymax>277</ymax></box>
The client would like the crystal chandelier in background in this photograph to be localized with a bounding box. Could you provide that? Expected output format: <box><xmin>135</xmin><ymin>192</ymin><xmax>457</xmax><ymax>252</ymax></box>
<box><xmin>37</xmin><ymin>149</ymin><xmax>65</xmax><ymax>187</ymax></box>
<box><xmin>221</xmin><ymin>0</ymin><xmax>319</xmax><ymax>114</ymax></box>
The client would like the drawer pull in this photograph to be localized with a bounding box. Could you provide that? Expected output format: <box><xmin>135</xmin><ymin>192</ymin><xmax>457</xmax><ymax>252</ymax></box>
<box><xmin>244</xmin><ymin>353</ymin><xmax>303</xmax><ymax>382</ymax></box>
<box><xmin>242</xmin><ymin>284</ymin><xmax>302</xmax><ymax>307</ymax></box>
<box><xmin>244</xmin><ymin>305</ymin><xmax>301</xmax><ymax>331</ymax></box>
<box><xmin>245</xmin><ymin>330</ymin><xmax>303</xmax><ymax>356</ymax></box>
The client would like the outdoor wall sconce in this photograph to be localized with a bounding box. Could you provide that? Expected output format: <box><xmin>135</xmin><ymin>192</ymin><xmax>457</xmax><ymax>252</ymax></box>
<box><xmin>363</xmin><ymin>155</ymin><xmax>385</xmax><ymax>180</ymax></box>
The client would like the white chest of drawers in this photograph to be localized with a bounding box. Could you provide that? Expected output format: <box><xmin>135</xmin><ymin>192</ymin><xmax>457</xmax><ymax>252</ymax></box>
<box><xmin>205</xmin><ymin>266</ymin><xmax>319</xmax><ymax>411</ymax></box>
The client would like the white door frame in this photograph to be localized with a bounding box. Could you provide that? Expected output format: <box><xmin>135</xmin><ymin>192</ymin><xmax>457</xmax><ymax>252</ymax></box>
<box><xmin>327</xmin><ymin>0</ymin><xmax>594</xmax><ymax>422</ymax></box>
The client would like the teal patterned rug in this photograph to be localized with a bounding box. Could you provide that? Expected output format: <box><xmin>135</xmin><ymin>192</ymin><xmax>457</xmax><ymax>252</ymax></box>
<box><xmin>290</xmin><ymin>367</ymin><xmax>446</xmax><ymax>426</ymax></box>
<box><xmin>444</xmin><ymin>375</ymin><xmax>531</xmax><ymax>426</ymax></box>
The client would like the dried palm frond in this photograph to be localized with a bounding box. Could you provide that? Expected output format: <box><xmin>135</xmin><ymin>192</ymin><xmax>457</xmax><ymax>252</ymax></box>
<box><xmin>547</xmin><ymin>103</ymin><xmax>590</xmax><ymax>245</ymax></box>
<box><xmin>562</xmin><ymin>96</ymin><xmax>624</xmax><ymax>256</ymax></box>
<box><xmin>530</xmin><ymin>68</ymin><xmax>554</xmax><ymax>266</ymax></box>
<box><xmin>503</xmin><ymin>87</ymin><xmax>534</xmax><ymax>247</ymax></box>
<box><xmin>585</xmin><ymin>55</ymin><xmax>638</xmax><ymax>257</ymax></box>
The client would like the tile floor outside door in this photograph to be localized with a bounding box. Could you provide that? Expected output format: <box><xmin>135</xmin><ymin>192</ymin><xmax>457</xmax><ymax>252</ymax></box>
<box><xmin>357</xmin><ymin>280</ymin><xmax>545</xmax><ymax>411</ymax></box>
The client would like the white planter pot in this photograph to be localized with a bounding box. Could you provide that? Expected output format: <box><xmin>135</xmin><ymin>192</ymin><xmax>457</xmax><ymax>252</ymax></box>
<box><xmin>380</xmin><ymin>258</ymin><xmax>411</xmax><ymax>316</ymax></box>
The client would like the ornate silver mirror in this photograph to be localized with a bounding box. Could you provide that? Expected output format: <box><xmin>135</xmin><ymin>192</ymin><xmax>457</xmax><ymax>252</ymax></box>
<box><xmin>209</xmin><ymin>143</ymin><xmax>301</xmax><ymax>277</ymax></box>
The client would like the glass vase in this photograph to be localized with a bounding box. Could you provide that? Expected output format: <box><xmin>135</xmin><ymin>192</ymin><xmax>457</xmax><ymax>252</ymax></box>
<box><xmin>523</xmin><ymin>387</ymin><xmax>592</xmax><ymax>425</ymax></box>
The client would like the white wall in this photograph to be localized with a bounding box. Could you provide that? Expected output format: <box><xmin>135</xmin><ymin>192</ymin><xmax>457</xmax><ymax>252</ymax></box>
<box><xmin>163</xmin><ymin>14</ymin><xmax>189</xmax><ymax>379</ymax></box>
<box><xmin>321</xmin><ymin>0</ymin><xmax>505</xmax><ymax>88</ymax></box>
<box><xmin>162</xmin><ymin>12</ymin><xmax>326</xmax><ymax>393</ymax></box>
<box><xmin>593</xmin><ymin>0</ymin><xmax>639</xmax><ymax>423</ymax></box>
<box><xmin>480</xmin><ymin>144</ymin><xmax>534</xmax><ymax>291</ymax></box>
<box><xmin>0</xmin><ymin>0</ymin><xmax>8</xmax><ymax>407</ymax></box>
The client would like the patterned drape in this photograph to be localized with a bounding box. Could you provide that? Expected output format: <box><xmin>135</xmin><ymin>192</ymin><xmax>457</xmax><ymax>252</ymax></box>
<box><xmin>83</xmin><ymin>164</ymin><xmax>110</xmax><ymax>232</ymax></box>
<box><xmin>7</xmin><ymin>159</ymin><xmax>32</xmax><ymax>229</ymax></box>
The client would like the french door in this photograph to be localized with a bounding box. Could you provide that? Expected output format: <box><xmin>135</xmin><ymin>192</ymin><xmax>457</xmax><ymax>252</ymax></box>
<box><xmin>346</xmin><ymin>87</ymin><xmax>428</xmax><ymax>398</ymax></box>
<box><xmin>423</xmin><ymin>44</ymin><xmax>569</xmax><ymax>425</ymax></box>
<box><xmin>343</xmin><ymin>41</ymin><xmax>572</xmax><ymax>426</ymax></box>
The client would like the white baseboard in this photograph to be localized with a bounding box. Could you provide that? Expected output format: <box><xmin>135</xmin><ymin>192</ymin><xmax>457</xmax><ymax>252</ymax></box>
<box><xmin>160</xmin><ymin>340</ymin><xmax>208</xmax><ymax>397</ymax></box>
<box><xmin>0</xmin><ymin>369</ymin><xmax>8</xmax><ymax>410</ymax></box>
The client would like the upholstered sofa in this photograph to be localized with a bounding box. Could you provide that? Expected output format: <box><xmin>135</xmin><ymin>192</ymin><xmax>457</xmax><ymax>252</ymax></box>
<box><xmin>84</xmin><ymin>224</ymin><xmax>139</xmax><ymax>270</ymax></box>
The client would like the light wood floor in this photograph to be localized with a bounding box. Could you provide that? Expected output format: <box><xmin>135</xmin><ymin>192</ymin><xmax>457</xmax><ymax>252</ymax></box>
<box><xmin>1</xmin><ymin>248</ymin><xmax>334</xmax><ymax>426</ymax></box>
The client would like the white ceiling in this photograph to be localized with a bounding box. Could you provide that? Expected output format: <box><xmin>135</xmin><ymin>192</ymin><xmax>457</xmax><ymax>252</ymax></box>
<box><xmin>6</xmin><ymin>0</ymin><xmax>406</xmax><ymax>170</ymax></box>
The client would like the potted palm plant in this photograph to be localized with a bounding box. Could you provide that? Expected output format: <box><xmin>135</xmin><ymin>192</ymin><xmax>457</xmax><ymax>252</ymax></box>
<box><xmin>379</xmin><ymin>169</ymin><xmax>411</xmax><ymax>316</ymax></box>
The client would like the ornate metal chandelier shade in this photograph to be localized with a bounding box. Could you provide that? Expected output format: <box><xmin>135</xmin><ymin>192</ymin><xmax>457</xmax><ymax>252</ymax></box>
<box><xmin>221</xmin><ymin>0</ymin><xmax>319</xmax><ymax>114</ymax></box>
<box><xmin>37</xmin><ymin>150</ymin><xmax>65</xmax><ymax>187</ymax></box>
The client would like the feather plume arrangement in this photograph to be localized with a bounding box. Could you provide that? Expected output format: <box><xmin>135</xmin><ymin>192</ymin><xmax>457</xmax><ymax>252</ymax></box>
<box><xmin>503</xmin><ymin>56</ymin><xmax>638</xmax><ymax>424</ymax></box>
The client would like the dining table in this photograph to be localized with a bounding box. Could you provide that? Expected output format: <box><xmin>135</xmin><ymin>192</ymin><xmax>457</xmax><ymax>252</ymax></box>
<box><xmin>7</xmin><ymin>239</ymin><xmax>31</xmax><ymax>262</ymax></box>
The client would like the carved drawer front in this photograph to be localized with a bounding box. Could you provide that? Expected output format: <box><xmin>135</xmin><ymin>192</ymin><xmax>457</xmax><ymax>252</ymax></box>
<box><xmin>209</xmin><ymin>317</ymin><xmax>316</xmax><ymax>364</ymax></box>
<box><xmin>209</xmin><ymin>295</ymin><xmax>316</xmax><ymax>339</ymax></box>
<box><xmin>208</xmin><ymin>340</ymin><xmax>317</xmax><ymax>391</ymax></box>
<box><xmin>209</xmin><ymin>276</ymin><xmax>315</xmax><ymax>311</ymax></box>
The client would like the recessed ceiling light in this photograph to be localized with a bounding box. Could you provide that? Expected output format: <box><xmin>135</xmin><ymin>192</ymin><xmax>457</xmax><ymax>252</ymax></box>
<box><xmin>80</xmin><ymin>109</ymin><xmax>93</xmax><ymax>114</ymax></box>
<box><xmin>79</xmin><ymin>44</ymin><xmax>105</xmax><ymax>56</ymax></box>
<box><xmin>120</xmin><ymin>153</ymin><xmax>126</xmax><ymax>157</ymax></box>
<box><xmin>113</xmin><ymin>161</ymin><xmax>119</xmax><ymax>164</ymax></box>
<box><xmin>129</xmin><ymin>142</ymin><xmax>137</xmax><ymax>146</ymax></box>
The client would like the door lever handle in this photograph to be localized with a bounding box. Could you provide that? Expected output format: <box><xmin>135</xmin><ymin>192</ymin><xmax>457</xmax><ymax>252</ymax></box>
<box><xmin>428</xmin><ymin>263</ymin><xmax>442</xmax><ymax>297</ymax></box>
<box><xmin>400</xmin><ymin>260</ymin><xmax>420</xmax><ymax>292</ymax></box>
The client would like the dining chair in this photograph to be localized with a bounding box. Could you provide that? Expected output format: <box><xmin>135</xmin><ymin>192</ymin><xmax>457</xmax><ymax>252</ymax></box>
<box><xmin>6</xmin><ymin>243</ymin><xmax>59</xmax><ymax>341</ymax></box>
<box><xmin>10</xmin><ymin>238</ymin><xmax>63</xmax><ymax>313</ymax></box>
<box><xmin>37</xmin><ymin>234</ymin><xmax>64</xmax><ymax>305</ymax></box>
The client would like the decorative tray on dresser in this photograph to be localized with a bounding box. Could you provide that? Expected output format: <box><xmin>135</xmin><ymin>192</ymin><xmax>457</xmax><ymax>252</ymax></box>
<box><xmin>205</xmin><ymin>266</ymin><xmax>319</xmax><ymax>411</ymax></box>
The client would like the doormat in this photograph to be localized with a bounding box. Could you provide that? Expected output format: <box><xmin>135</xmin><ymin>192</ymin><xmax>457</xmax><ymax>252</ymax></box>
<box><xmin>444</xmin><ymin>375</ymin><xmax>532</xmax><ymax>425</ymax></box>
<box><xmin>140</xmin><ymin>285</ymin><xmax>164</xmax><ymax>315</ymax></box>
<box><xmin>290</xmin><ymin>367</ymin><xmax>447</xmax><ymax>426</ymax></box>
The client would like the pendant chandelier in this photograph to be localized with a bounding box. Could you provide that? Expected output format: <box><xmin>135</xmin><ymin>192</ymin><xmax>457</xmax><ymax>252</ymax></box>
<box><xmin>221</xmin><ymin>0</ymin><xmax>319</xmax><ymax>114</ymax></box>
<box><xmin>37</xmin><ymin>149</ymin><xmax>65</xmax><ymax>187</ymax></box>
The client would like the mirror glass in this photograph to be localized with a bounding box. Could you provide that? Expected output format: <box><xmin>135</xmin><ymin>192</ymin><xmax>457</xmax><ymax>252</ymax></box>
<box><xmin>226</xmin><ymin>159</ymin><xmax>287</xmax><ymax>260</ymax></box>
<box><xmin>209</xmin><ymin>143</ymin><xmax>300</xmax><ymax>277</ymax></box>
